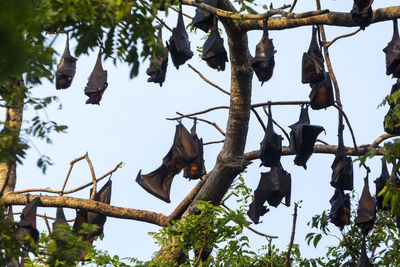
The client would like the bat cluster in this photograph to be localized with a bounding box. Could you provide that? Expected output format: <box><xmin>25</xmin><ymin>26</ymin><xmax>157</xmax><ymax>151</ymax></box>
<box><xmin>136</xmin><ymin>120</ymin><xmax>206</xmax><ymax>203</ymax></box>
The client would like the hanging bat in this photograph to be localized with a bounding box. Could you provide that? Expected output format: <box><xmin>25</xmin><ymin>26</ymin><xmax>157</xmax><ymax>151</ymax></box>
<box><xmin>374</xmin><ymin>157</ymin><xmax>389</xmax><ymax>210</ymax></box>
<box><xmin>355</xmin><ymin>175</ymin><xmax>376</xmax><ymax>235</ymax></box>
<box><xmin>251</xmin><ymin>18</ymin><xmax>276</xmax><ymax>85</ymax></box>
<box><xmin>52</xmin><ymin>207</ymin><xmax>68</xmax><ymax>230</ymax></box>
<box><xmin>247</xmin><ymin>166</ymin><xmax>291</xmax><ymax>224</ymax></box>
<box><xmin>137</xmin><ymin>123</ymin><xmax>198</xmax><ymax>202</ymax></box>
<box><xmin>350</xmin><ymin>0</ymin><xmax>373</xmax><ymax>30</ymax></box>
<box><xmin>6</xmin><ymin>205</ymin><xmax>13</xmax><ymax>222</ymax></box>
<box><xmin>56</xmin><ymin>33</ymin><xmax>77</xmax><ymax>89</ymax></box>
<box><xmin>309</xmin><ymin>72</ymin><xmax>335</xmax><ymax>110</ymax></box>
<box><xmin>384</xmin><ymin>82</ymin><xmax>400</xmax><ymax>134</ymax></box>
<box><xmin>72</xmin><ymin>208</ymin><xmax>88</xmax><ymax>236</ymax></box>
<box><xmin>84</xmin><ymin>49</ymin><xmax>108</xmax><ymax>105</ymax></box>
<box><xmin>146</xmin><ymin>30</ymin><xmax>168</xmax><ymax>87</ymax></box>
<box><xmin>330</xmin><ymin>129</ymin><xmax>354</xmax><ymax>191</ymax></box>
<box><xmin>167</xmin><ymin>5</ymin><xmax>193</xmax><ymax>69</ymax></box>
<box><xmin>87</xmin><ymin>179</ymin><xmax>112</xmax><ymax>238</ymax></box>
<box><xmin>201</xmin><ymin>22</ymin><xmax>228</xmax><ymax>71</ymax></box>
<box><xmin>192</xmin><ymin>0</ymin><xmax>218</xmax><ymax>33</ymax></box>
<box><xmin>260</xmin><ymin>104</ymin><xmax>282</xmax><ymax>167</ymax></box>
<box><xmin>289</xmin><ymin>105</ymin><xmax>324</xmax><ymax>169</ymax></box>
<box><xmin>184</xmin><ymin>119</ymin><xmax>206</xmax><ymax>180</ymax></box>
<box><xmin>383</xmin><ymin>19</ymin><xmax>400</xmax><ymax>78</ymax></box>
<box><xmin>329</xmin><ymin>189</ymin><xmax>351</xmax><ymax>229</ymax></box>
<box><xmin>302</xmin><ymin>26</ymin><xmax>325</xmax><ymax>84</ymax></box>
<box><xmin>18</xmin><ymin>197</ymin><xmax>40</xmax><ymax>243</ymax></box>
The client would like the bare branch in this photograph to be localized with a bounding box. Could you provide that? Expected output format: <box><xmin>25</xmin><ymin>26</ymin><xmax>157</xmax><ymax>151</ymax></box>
<box><xmin>84</xmin><ymin>153</ymin><xmax>97</xmax><ymax>200</ymax></box>
<box><xmin>13</xmin><ymin>212</ymin><xmax>75</xmax><ymax>222</ymax></box>
<box><xmin>251</xmin><ymin>107</ymin><xmax>267</xmax><ymax>132</ymax></box>
<box><xmin>170</xmin><ymin>6</ymin><xmax>193</xmax><ymax>19</ymax></box>
<box><xmin>204</xmin><ymin>140</ymin><xmax>225</xmax><ymax>145</ymax></box>
<box><xmin>1</xmin><ymin>193</ymin><xmax>168</xmax><ymax>226</ymax></box>
<box><xmin>188</xmin><ymin>64</ymin><xmax>230</xmax><ymax>96</ymax></box>
<box><xmin>285</xmin><ymin>202</ymin><xmax>298</xmax><ymax>267</ymax></box>
<box><xmin>288</xmin><ymin>0</ymin><xmax>298</xmax><ymax>15</ymax></box>
<box><xmin>262</xmin><ymin>105</ymin><xmax>291</xmax><ymax>142</ymax></box>
<box><xmin>371</xmin><ymin>133</ymin><xmax>395</xmax><ymax>148</ymax></box>
<box><xmin>324</xmin><ymin>28</ymin><xmax>362</xmax><ymax>48</ymax></box>
<box><xmin>166</xmin><ymin>106</ymin><xmax>229</xmax><ymax>120</ymax></box>
<box><xmin>60</xmin><ymin>154</ymin><xmax>86</xmax><ymax>196</ymax></box>
<box><xmin>176</xmin><ymin>112</ymin><xmax>226</xmax><ymax>136</ymax></box>
<box><xmin>43</xmin><ymin>213</ymin><xmax>52</xmax><ymax>235</ymax></box>
<box><xmin>316</xmin><ymin>139</ymin><xmax>330</xmax><ymax>146</ymax></box>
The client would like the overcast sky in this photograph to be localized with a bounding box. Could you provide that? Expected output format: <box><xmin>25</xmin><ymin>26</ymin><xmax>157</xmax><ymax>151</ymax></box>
<box><xmin>10</xmin><ymin>0</ymin><xmax>400</xmax><ymax>262</ymax></box>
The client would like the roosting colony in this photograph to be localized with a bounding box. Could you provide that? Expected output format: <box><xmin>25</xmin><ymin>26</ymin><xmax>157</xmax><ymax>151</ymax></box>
<box><xmin>5</xmin><ymin>0</ymin><xmax>400</xmax><ymax>265</ymax></box>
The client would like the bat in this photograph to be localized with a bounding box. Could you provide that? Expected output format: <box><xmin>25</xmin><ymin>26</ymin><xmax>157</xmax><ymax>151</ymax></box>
<box><xmin>260</xmin><ymin>104</ymin><xmax>282</xmax><ymax>167</ymax></box>
<box><xmin>18</xmin><ymin>197</ymin><xmax>40</xmax><ymax>242</ymax></box>
<box><xmin>87</xmin><ymin>179</ymin><xmax>112</xmax><ymax>237</ymax></box>
<box><xmin>183</xmin><ymin>119</ymin><xmax>206</xmax><ymax>180</ymax></box>
<box><xmin>289</xmin><ymin>105</ymin><xmax>324</xmax><ymax>169</ymax></box>
<box><xmin>137</xmin><ymin>123</ymin><xmax>198</xmax><ymax>202</ymax></box>
<box><xmin>330</xmin><ymin>129</ymin><xmax>354</xmax><ymax>191</ymax></box>
<box><xmin>302</xmin><ymin>26</ymin><xmax>325</xmax><ymax>84</ymax></box>
<box><xmin>146</xmin><ymin>30</ymin><xmax>168</xmax><ymax>87</ymax></box>
<box><xmin>251</xmin><ymin>18</ymin><xmax>276</xmax><ymax>85</ymax></box>
<box><xmin>383</xmin><ymin>19</ymin><xmax>400</xmax><ymax>78</ymax></box>
<box><xmin>201</xmin><ymin>21</ymin><xmax>228</xmax><ymax>71</ymax></box>
<box><xmin>358</xmin><ymin>236</ymin><xmax>373</xmax><ymax>267</ymax></box>
<box><xmin>167</xmin><ymin>5</ymin><xmax>193</xmax><ymax>69</ymax></box>
<box><xmin>374</xmin><ymin>157</ymin><xmax>389</xmax><ymax>210</ymax></box>
<box><xmin>350</xmin><ymin>0</ymin><xmax>373</xmax><ymax>30</ymax></box>
<box><xmin>56</xmin><ymin>33</ymin><xmax>77</xmax><ymax>89</ymax></box>
<box><xmin>384</xmin><ymin>82</ymin><xmax>400</xmax><ymax>134</ymax></box>
<box><xmin>52</xmin><ymin>207</ymin><xmax>68</xmax><ymax>230</ymax></box>
<box><xmin>247</xmin><ymin>166</ymin><xmax>291</xmax><ymax>224</ymax></box>
<box><xmin>329</xmin><ymin>189</ymin><xmax>350</xmax><ymax>229</ymax></box>
<box><xmin>72</xmin><ymin>208</ymin><xmax>88</xmax><ymax>236</ymax></box>
<box><xmin>6</xmin><ymin>205</ymin><xmax>13</xmax><ymax>222</ymax></box>
<box><xmin>84</xmin><ymin>49</ymin><xmax>108</xmax><ymax>105</ymax></box>
<box><xmin>192</xmin><ymin>0</ymin><xmax>218</xmax><ymax>33</ymax></box>
<box><xmin>309</xmin><ymin>72</ymin><xmax>334</xmax><ymax>110</ymax></box>
<box><xmin>355</xmin><ymin>175</ymin><xmax>376</xmax><ymax>235</ymax></box>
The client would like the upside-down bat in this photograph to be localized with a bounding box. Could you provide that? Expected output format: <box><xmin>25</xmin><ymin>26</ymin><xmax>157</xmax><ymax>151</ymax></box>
<box><xmin>260</xmin><ymin>104</ymin><xmax>282</xmax><ymax>167</ymax></box>
<box><xmin>136</xmin><ymin>123</ymin><xmax>198</xmax><ymax>203</ymax></box>
<box><xmin>84</xmin><ymin>49</ymin><xmax>108</xmax><ymax>105</ymax></box>
<box><xmin>18</xmin><ymin>197</ymin><xmax>40</xmax><ymax>243</ymax></box>
<box><xmin>350</xmin><ymin>0</ymin><xmax>373</xmax><ymax>30</ymax></box>
<box><xmin>146</xmin><ymin>30</ymin><xmax>168</xmax><ymax>87</ymax></box>
<box><xmin>72</xmin><ymin>208</ymin><xmax>88</xmax><ymax>237</ymax></box>
<box><xmin>309</xmin><ymin>72</ymin><xmax>335</xmax><ymax>110</ymax></box>
<box><xmin>358</xmin><ymin>236</ymin><xmax>373</xmax><ymax>267</ymax></box>
<box><xmin>168</xmin><ymin>5</ymin><xmax>193</xmax><ymax>69</ymax></box>
<box><xmin>355</xmin><ymin>175</ymin><xmax>376</xmax><ymax>235</ymax></box>
<box><xmin>56</xmin><ymin>33</ymin><xmax>77</xmax><ymax>89</ymax></box>
<box><xmin>331</xmin><ymin>129</ymin><xmax>354</xmax><ymax>191</ymax></box>
<box><xmin>289</xmin><ymin>105</ymin><xmax>324</xmax><ymax>169</ymax></box>
<box><xmin>329</xmin><ymin>189</ymin><xmax>351</xmax><ymax>229</ymax></box>
<box><xmin>192</xmin><ymin>0</ymin><xmax>218</xmax><ymax>33</ymax></box>
<box><xmin>87</xmin><ymin>179</ymin><xmax>112</xmax><ymax>238</ymax></box>
<box><xmin>383</xmin><ymin>19</ymin><xmax>400</xmax><ymax>78</ymax></box>
<box><xmin>183</xmin><ymin>119</ymin><xmax>206</xmax><ymax>180</ymax></box>
<box><xmin>247</xmin><ymin>166</ymin><xmax>291</xmax><ymax>224</ymax></box>
<box><xmin>302</xmin><ymin>26</ymin><xmax>325</xmax><ymax>84</ymax></box>
<box><xmin>251</xmin><ymin>18</ymin><xmax>276</xmax><ymax>85</ymax></box>
<box><xmin>374</xmin><ymin>157</ymin><xmax>389</xmax><ymax>210</ymax></box>
<box><xmin>384</xmin><ymin>81</ymin><xmax>400</xmax><ymax>134</ymax></box>
<box><xmin>52</xmin><ymin>207</ymin><xmax>68</xmax><ymax>230</ymax></box>
<box><xmin>202</xmin><ymin>22</ymin><xmax>228</xmax><ymax>71</ymax></box>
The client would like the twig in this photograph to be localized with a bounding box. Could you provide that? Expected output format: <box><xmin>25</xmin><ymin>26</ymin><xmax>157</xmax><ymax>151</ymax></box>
<box><xmin>139</xmin><ymin>0</ymin><xmax>173</xmax><ymax>32</ymax></box>
<box><xmin>204</xmin><ymin>140</ymin><xmax>224</xmax><ymax>145</ymax></box>
<box><xmin>219</xmin><ymin>191</ymin><xmax>238</xmax><ymax>205</ymax></box>
<box><xmin>13</xmin><ymin>212</ymin><xmax>75</xmax><ymax>222</ymax></box>
<box><xmin>370</xmin><ymin>133</ymin><xmax>394</xmax><ymax>148</ymax></box>
<box><xmin>262</xmin><ymin>106</ymin><xmax>291</xmax><ymax>142</ymax></box>
<box><xmin>252</xmin><ymin>100</ymin><xmax>310</xmax><ymax>108</ymax></box>
<box><xmin>251</xmin><ymin>107</ymin><xmax>267</xmax><ymax>132</ymax></box>
<box><xmin>84</xmin><ymin>153</ymin><xmax>97</xmax><ymax>200</ymax></box>
<box><xmin>285</xmin><ymin>202</ymin><xmax>298</xmax><ymax>267</ymax></box>
<box><xmin>170</xmin><ymin>6</ymin><xmax>193</xmax><ymax>19</ymax></box>
<box><xmin>188</xmin><ymin>64</ymin><xmax>230</xmax><ymax>96</ymax></box>
<box><xmin>43</xmin><ymin>213</ymin><xmax>52</xmax><ymax>235</ymax></box>
<box><xmin>288</xmin><ymin>0</ymin><xmax>297</xmax><ymax>15</ymax></box>
<box><xmin>316</xmin><ymin>139</ymin><xmax>330</xmax><ymax>146</ymax></box>
<box><xmin>60</xmin><ymin>154</ymin><xmax>86</xmax><ymax>196</ymax></box>
<box><xmin>166</xmin><ymin>106</ymin><xmax>229</xmax><ymax>120</ymax></box>
<box><xmin>324</xmin><ymin>28</ymin><xmax>362</xmax><ymax>48</ymax></box>
<box><xmin>176</xmin><ymin>112</ymin><xmax>226</xmax><ymax>136</ymax></box>
<box><xmin>13</xmin><ymin>162</ymin><xmax>122</xmax><ymax>195</ymax></box>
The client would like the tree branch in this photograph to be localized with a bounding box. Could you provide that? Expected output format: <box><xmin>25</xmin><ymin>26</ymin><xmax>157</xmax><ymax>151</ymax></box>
<box><xmin>285</xmin><ymin>202</ymin><xmax>298</xmax><ymax>267</ymax></box>
<box><xmin>176</xmin><ymin>112</ymin><xmax>226</xmax><ymax>136</ymax></box>
<box><xmin>188</xmin><ymin>64</ymin><xmax>230</xmax><ymax>96</ymax></box>
<box><xmin>166</xmin><ymin>106</ymin><xmax>229</xmax><ymax>120</ymax></box>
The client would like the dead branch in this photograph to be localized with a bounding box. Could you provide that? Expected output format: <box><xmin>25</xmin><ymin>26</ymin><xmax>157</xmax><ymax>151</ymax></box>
<box><xmin>251</xmin><ymin>107</ymin><xmax>267</xmax><ymax>132</ymax></box>
<box><xmin>43</xmin><ymin>213</ymin><xmax>52</xmax><ymax>234</ymax></box>
<box><xmin>262</xmin><ymin>105</ymin><xmax>291</xmax><ymax>142</ymax></box>
<box><xmin>13</xmin><ymin>212</ymin><xmax>75</xmax><ymax>222</ymax></box>
<box><xmin>324</xmin><ymin>28</ymin><xmax>362</xmax><ymax>48</ymax></box>
<box><xmin>84</xmin><ymin>153</ymin><xmax>97</xmax><ymax>200</ymax></box>
<box><xmin>60</xmin><ymin>154</ymin><xmax>86</xmax><ymax>196</ymax></box>
<box><xmin>176</xmin><ymin>112</ymin><xmax>226</xmax><ymax>136</ymax></box>
<box><xmin>170</xmin><ymin>6</ymin><xmax>193</xmax><ymax>20</ymax></box>
<box><xmin>204</xmin><ymin>140</ymin><xmax>225</xmax><ymax>145</ymax></box>
<box><xmin>166</xmin><ymin>106</ymin><xmax>229</xmax><ymax>120</ymax></box>
<box><xmin>188</xmin><ymin>64</ymin><xmax>230</xmax><ymax>96</ymax></box>
<box><xmin>288</xmin><ymin>0</ymin><xmax>297</xmax><ymax>15</ymax></box>
<box><xmin>285</xmin><ymin>202</ymin><xmax>298</xmax><ymax>267</ymax></box>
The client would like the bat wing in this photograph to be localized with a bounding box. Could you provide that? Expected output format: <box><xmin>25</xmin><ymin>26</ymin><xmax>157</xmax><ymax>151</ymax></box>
<box><xmin>87</xmin><ymin>179</ymin><xmax>112</xmax><ymax>236</ymax></box>
<box><xmin>374</xmin><ymin>157</ymin><xmax>389</xmax><ymax>210</ymax></box>
<box><xmin>293</xmin><ymin>124</ymin><xmax>324</xmax><ymax>169</ymax></box>
<box><xmin>302</xmin><ymin>26</ymin><xmax>325</xmax><ymax>84</ymax></box>
<box><xmin>56</xmin><ymin>34</ymin><xmax>77</xmax><ymax>89</ymax></box>
<box><xmin>330</xmin><ymin>131</ymin><xmax>354</xmax><ymax>190</ymax></box>
<box><xmin>355</xmin><ymin>176</ymin><xmax>376</xmax><ymax>234</ymax></box>
<box><xmin>260</xmin><ymin>105</ymin><xmax>282</xmax><ymax>167</ymax></box>
<box><xmin>192</xmin><ymin>0</ymin><xmax>218</xmax><ymax>33</ymax></box>
<box><xmin>264</xmin><ymin>166</ymin><xmax>291</xmax><ymax>208</ymax></box>
<box><xmin>52</xmin><ymin>207</ymin><xmax>68</xmax><ymax>230</ymax></box>
<box><xmin>247</xmin><ymin>196</ymin><xmax>269</xmax><ymax>224</ymax></box>
<box><xmin>146</xmin><ymin>30</ymin><xmax>168</xmax><ymax>86</ymax></box>
<box><xmin>350</xmin><ymin>3</ymin><xmax>372</xmax><ymax>30</ymax></box>
<box><xmin>72</xmin><ymin>208</ymin><xmax>88</xmax><ymax>235</ymax></box>
<box><xmin>309</xmin><ymin>72</ymin><xmax>334</xmax><ymax>110</ymax></box>
<box><xmin>136</xmin><ymin>164</ymin><xmax>174</xmax><ymax>203</ymax></box>
<box><xmin>84</xmin><ymin>49</ymin><xmax>108</xmax><ymax>104</ymax></box>
<box><xmin>184</xmin><ymin>137</ymin><xmax>206</xmax><ymax>180</ymax></box>
<box><xmin>329</xmin><ymin>189</ymin><xmax>351</xmax><ymax>229</ymax></box>
<box><xmin>6</xmin><ymin>205</ymin><xmax>13</xmax><ymax>222</ymax></box>
<box><xmin>168</xmin><ymin>9</ymin><xmax>193</xmax><ymax>69</ymax></box>
<box><xmin>383</xmin><ymin>20</ymin><xmax>400</xmax><ymax>78</ymax></box>
<box><xmin>19</xmin><ymin>197</ymin><xmax>40</xmax><ymax>242</ymax></box>
<box><xmin>201</xmin><ymin>24</ymin><xmax>228</xmax><ymax>71</ymax></box>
